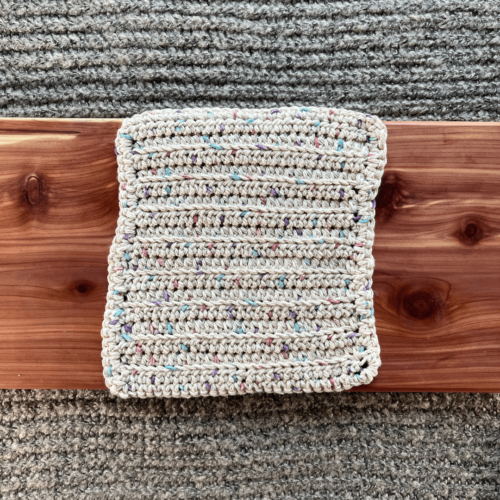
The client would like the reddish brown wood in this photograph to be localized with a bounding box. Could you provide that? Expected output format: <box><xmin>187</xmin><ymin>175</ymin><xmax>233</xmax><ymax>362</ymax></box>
<box><xmin>26</xmin><ymin>176</ymin><xmax>41</xmax><ymax>205</ymax></box>
<box><xmin>0</xmin><ymin>118</ymin><xmax>121</xmax><ymax>389</ymax></box>
<box><xmin>0</xmin><ymin>119</ymin><xmax>499</xmax><ymax>391</ymax></box>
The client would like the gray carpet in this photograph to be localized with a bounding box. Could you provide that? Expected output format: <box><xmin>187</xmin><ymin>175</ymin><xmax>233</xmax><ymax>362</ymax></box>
<box><xmin>1</xmin><ymin>391</ymin><xmax>499</xmax><ymax>499</ymax></box>
<box><xmin>1</xmin><ymin>0</ymin><xmax>500</xmax><ymax>120</ymax></box>
<box><xmin>1</xmin><ymin>1</ymin><xmax>500</xmax><ymax>498</ymax></box>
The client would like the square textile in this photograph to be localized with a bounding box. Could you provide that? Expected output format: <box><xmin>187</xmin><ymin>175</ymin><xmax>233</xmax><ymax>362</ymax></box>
<box><xmin>102</xmin><ymin>107</ymin><xmax>387</xmax><ymax>398</ymax></box>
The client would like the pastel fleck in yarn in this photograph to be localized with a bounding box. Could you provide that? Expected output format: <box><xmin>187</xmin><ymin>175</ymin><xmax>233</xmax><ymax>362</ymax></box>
<box><xmin>101</xmin><ymin>107</ymin><xmax>387</xmax><ymax>398</ymax></box>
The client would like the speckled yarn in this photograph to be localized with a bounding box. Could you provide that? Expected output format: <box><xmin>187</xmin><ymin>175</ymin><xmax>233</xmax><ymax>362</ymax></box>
<box><xmin>102</xmin><ymin>107</ymin><xmax>387</xmax><ymax>398</ymax></box>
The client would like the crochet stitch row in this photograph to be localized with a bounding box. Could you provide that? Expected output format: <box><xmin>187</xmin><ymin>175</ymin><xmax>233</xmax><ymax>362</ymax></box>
<box><xmin>102</xmin><ymin>107</ymin><xmax>387</xmax><ymax>398</ymax></box>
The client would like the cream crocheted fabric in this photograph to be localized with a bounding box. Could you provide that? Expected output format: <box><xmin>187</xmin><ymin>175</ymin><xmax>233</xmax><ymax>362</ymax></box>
<box><xmin>102</xmin><ymin>107</ymin><xmax>387</xmax><ymax>398</ymax></box>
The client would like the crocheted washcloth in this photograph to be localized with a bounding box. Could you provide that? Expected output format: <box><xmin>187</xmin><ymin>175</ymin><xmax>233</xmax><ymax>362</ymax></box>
<box><xmin>102</xmin><ymin>107</ymin><xmax>387</xmax><ymax>398</ymax></box>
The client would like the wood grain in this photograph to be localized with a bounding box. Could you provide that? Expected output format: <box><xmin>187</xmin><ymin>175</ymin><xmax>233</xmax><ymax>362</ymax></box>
<box><xmin>0</xmin><ymin>119</ymin><xmax>499</xmax><ymax>391</ymax></box>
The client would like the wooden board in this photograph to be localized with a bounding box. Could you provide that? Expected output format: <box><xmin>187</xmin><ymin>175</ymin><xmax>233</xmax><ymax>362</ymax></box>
<box><xmin>0</xmin><ymin>119</ymin><xmax>499</xmax><ymax>392</ymax></box>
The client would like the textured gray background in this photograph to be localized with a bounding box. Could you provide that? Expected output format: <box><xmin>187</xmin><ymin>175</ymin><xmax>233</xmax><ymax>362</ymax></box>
<box><xmin>1</xmin><ymin>0</ymin><xmax>500</xmax><ymax>120</ymax></box>
<box><xmin>1</xmin><ymin>1</ymin><xmax>500</xmax><ymax>499</ymax></box>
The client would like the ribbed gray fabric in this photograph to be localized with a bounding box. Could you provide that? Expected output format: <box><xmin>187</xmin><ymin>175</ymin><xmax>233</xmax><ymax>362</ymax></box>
<box><xmin>1</xmin><ymin>391</ymin><xmax>499</xmax><ymax>499</ymax></box>
<box><xmin>1</xmin><ymin>0</ymin><xmax>499</xmax><ymax>120</ymax></box>
<box><xmin>1</xmin><ymin>1</ymin><xmax>500</xmax><ymax>498</ymax></box>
